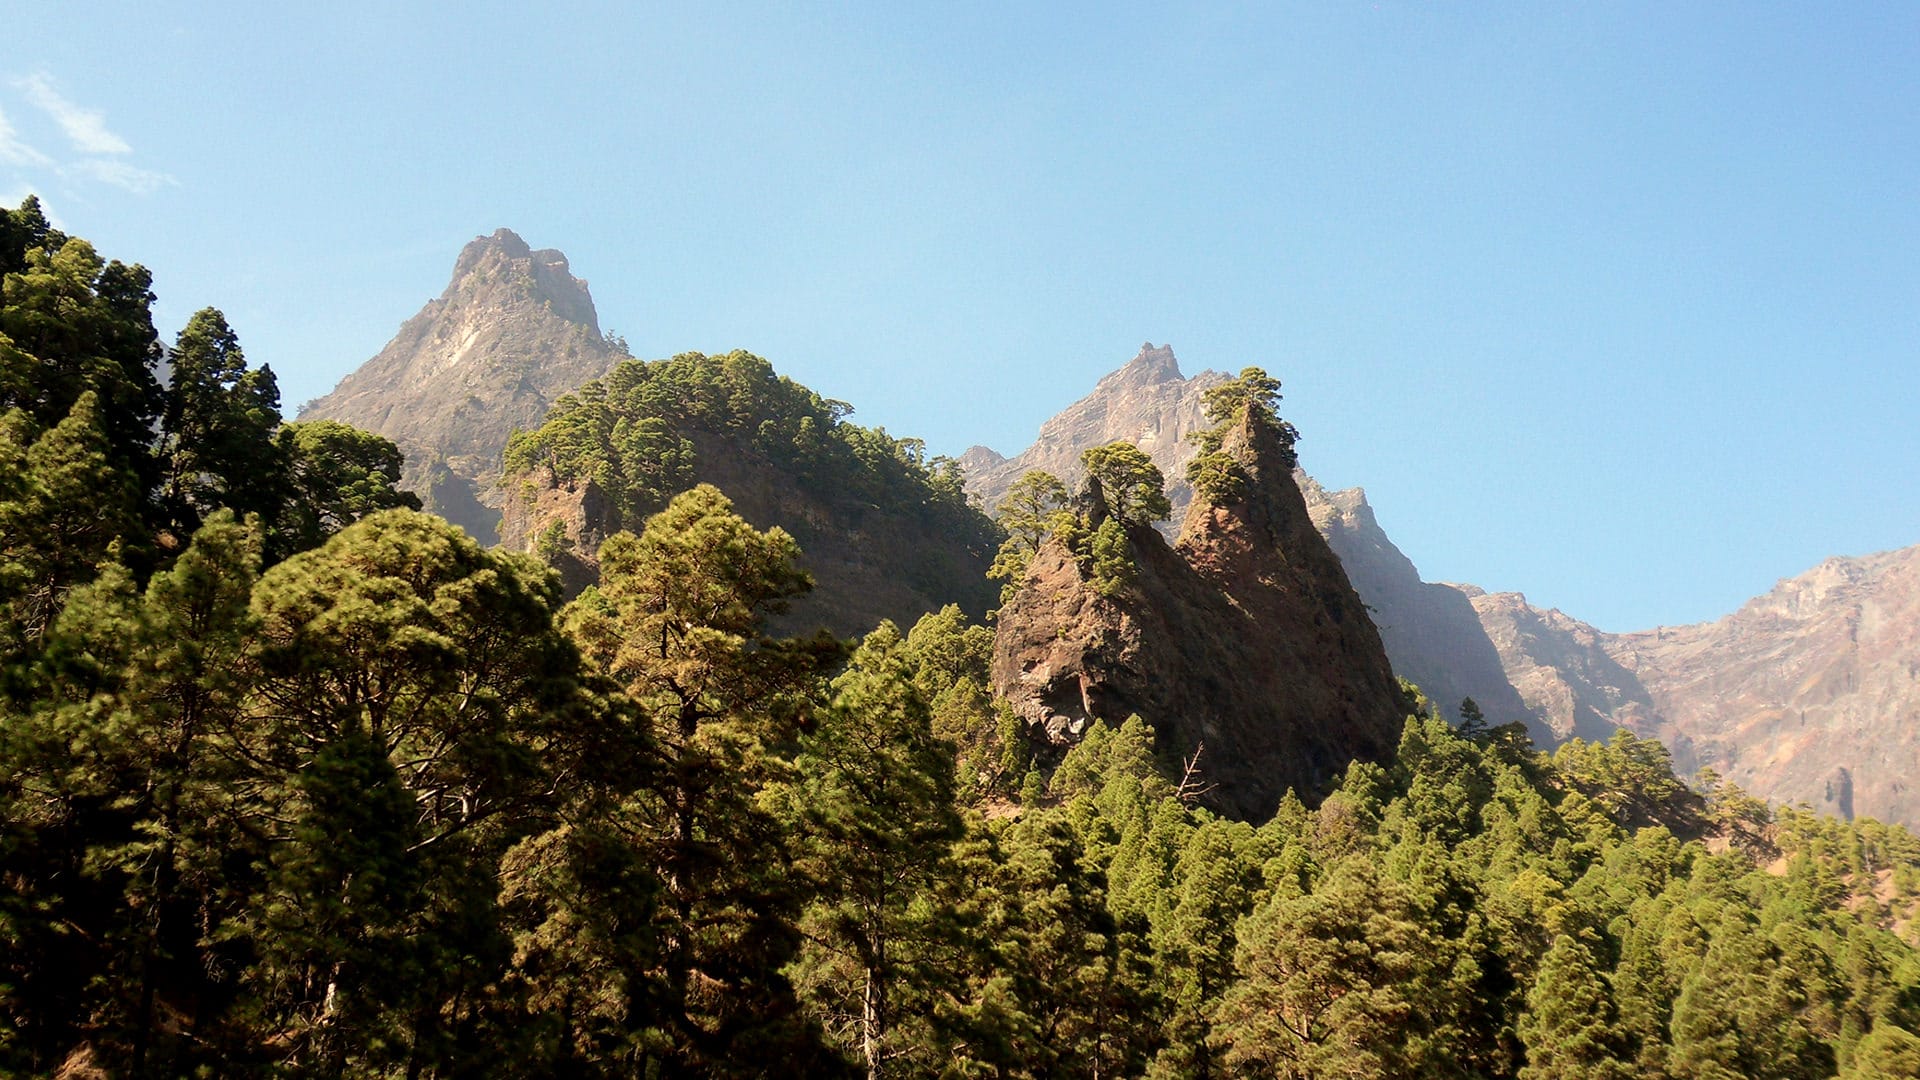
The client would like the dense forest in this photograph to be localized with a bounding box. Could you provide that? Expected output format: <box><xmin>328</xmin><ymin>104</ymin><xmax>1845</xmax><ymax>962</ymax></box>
<box><xmin>4</xmin><ymin>197</ymin><xmax>1920</xmax><ymax>1078</ymax></box>
<box><xmin>500</xmin><ymin>348</ymin><xmax>1002</xmax><ymax>631</ymax></box>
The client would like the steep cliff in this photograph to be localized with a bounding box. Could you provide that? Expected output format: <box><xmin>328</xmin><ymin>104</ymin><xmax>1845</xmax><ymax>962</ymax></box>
<box><xmin>1465</xmin><ymin>589</ymin><xmax>1662</xmax><ymax>746</ymax></box>
<box><xmin>1462</xmin><ymin>546</ymin><xmax>1920</xmax><ymax>826</ymax></box>
<box><xmin>966</xmin><ymin>343</ymin><xmax>1538</xmax><ymax>735</ymax></box>
<box><xmin>991</xmin><ymin>409</ymin><xmax>1406</xmax><ymax>820</ymax></box>
<box><xmin>300</xmin><ymin>228</ymin><xmax>622</xmax><ymax>542</ymax></box>
<box><xmin>1607</xmin><ymin>545</ymin><xmax>1920</xmax><ymax>825</ymax></box>
<box><xmin>1299</xmin><ymin>476</ymin><xmax>1542</xmax><ymax>738</ymax></box>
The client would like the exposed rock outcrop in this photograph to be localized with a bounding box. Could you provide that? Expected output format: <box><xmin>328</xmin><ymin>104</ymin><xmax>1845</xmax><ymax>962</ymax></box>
<box><xmin>1465</xmin><ymin>545</ymin><xmax>1920</xmax><ymax>826</ymax></box>
<box><xmin>1465</xmin><ymin>589</ymin><xmax>1661</xmax><ymax>746</ymax></box>
<box><xmin>300</xmin><ymin>229</ymin><xmax>623</xmax><ymax>542</ymax></box>
<box><xmin>1609</xmin><ymin>546</ymin><xmax>1920</xmax><ymax>825</ymax></box>
<box><xmin>991</xmin><ymin>410</ymin><xmax>1406</xmax><ymax>820</ymax></box>
<box><xmin>965</xmin><ymin>343</ymin><xmax>1538</xmax><ymax>734</ymax></box>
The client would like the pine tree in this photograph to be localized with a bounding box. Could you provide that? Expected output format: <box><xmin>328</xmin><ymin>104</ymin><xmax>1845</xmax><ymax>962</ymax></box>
<box><xmin>158</xmin><ymin>308</ymin><xmax>289</xmax><ymax>542</ymax></box>
<box><xmin>1079</xmin><ymin>442</ymin><xmax>1171</xmax><ymax>527</ymax></box>
<box><xmin>235</xmin><ymin>508</ymin><xmax>593</xmax><ymax>1074</ymax></box>
<box><xmin>0</xmin><ymin>235</ymin><xmax>164</xmax><ymax>493</ymax></box>
<box><xmin>1519</xmin><ymin>934</ymin><xmax>1632</xmax><ymax>1080</ymax></box>
<box><xmin>1213</xmin><ymin>856</ymin><xmax>1428</xmax><ymax>1079</ymax></box>
<box><xmin>0</xmin><ymin>392</ymin><xmax>142</xmax><ymax>648</ymax></box>
<box><xmin>776</xmin><ymin>623</ymin><xmax>964</xmax><ymax>1078</ymax></box>
<box><xmin>563</xmin><ymin>484</ymin><xmax>845</xmax><ymax>1074</ymax></box>
<box><xmin>273</xmin><ymin>419</ymin><xmax>420</xmax><ymax>555</ymax></box>
<box><xmin>988</xmin><ymin>470</ymin><xmax>1071</xmax><ymax>604</ymax></box>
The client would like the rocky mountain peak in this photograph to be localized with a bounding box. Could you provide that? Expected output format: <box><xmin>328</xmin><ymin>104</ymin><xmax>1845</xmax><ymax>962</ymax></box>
<box><xmin>300</xmin><ymin>228</ymin><xmax>623</xmax><ymax>542</ymax></box>
<box><xmin>992</xmin><ymin>404</ymin><xmax>1406</xmax><ymax>820</ymax></box>
<box><xmin>963</xmin><ymin>343</ymin><xmax>1225</xmax><ymax>516</ymax></box>
<box><xmin>1108</xmin><ymin>341</ymin><xmax>1184</xmax><ymax>387</ymax></box>
<box><xmin>452</xmin><ymin>227</ymin><xmax>532</xmax><ymax>275</ymax></box>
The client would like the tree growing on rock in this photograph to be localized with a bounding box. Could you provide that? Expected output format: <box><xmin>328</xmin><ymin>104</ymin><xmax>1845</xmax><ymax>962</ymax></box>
<box><xmin>1080</xmin><ymin>442</ymin><xmax>1171</xmax><ymax>528</ymax></box>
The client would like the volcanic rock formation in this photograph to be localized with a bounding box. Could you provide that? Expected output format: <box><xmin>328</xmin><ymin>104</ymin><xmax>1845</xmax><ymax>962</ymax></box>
<box><xmin>991</xmin><ymin>408</ymin><xmax>1406</xmax><ymax>820</ymax></box>
<box><xmin>964</xmin><ymin>343</ymin><xmax>1537</xmax><ymax>733</ymax></box>
<box><xmin>300</xmin><ymin>228</ymin><xmax>623</xmax><ymax>542</ymax></box>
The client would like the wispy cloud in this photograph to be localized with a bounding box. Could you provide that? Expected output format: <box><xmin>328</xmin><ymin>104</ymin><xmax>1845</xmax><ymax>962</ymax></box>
<box><xmin>0</xmin><ymin>104</ymin><xmax>52</xmax><ymax>167</ymax></box>
<box><xmin>16</xmin><ymin>72</ymin><xmax>132</xmax><ymax>156</ymax></box>
<box><xmin>69</xmin><ymin>158</ymin><xmax>174</xmax><ymax>195</ymax></box>
<box><xmin>3</xmin><ymin>72</ymin><xmax>176</xmax><ymax>198</ymax></box>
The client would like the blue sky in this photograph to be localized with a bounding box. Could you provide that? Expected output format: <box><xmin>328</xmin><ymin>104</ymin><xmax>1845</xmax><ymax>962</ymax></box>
<box><xmin>6</xmin><ymin>3</ymin><xmax>1917</xmax><ymax>632</ymax></box>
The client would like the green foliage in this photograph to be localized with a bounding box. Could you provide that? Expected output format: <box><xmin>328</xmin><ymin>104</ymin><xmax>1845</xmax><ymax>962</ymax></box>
<box><xmin>560</xmin><ymin>484</ymin><xmax>847</xmax><ymax>1073</ymax></box>
<box><xmin>1080</xmin><ymin>441</ymin><xmax>1171</xmax><ymax>527</ymax></box>
<box><xmin>1184</xmin><ymin>449</ymin><xmax>1247</xmax><ymax>502</ymax></box>
<box><xmin>1087</xmin><ymin>518</ymin><xmax>1136</xmax><ymax>597</ymax></box>
<box><xmin>4</xmin><ymin>198</ymin><xmax>1920</xmax><ymax>1078</ymax></box>
<box><xmin>504</xmin><ymin>350</ymin><xmax>995</xmax><ymax>554</ymax></box>
<box><xmin>1186</xmin><ymin>366</ymin><xmax>1301</xmax><ymax>483</ymax></box>
<box><xmin>1519</xmin><ymin>934</ymin><xmax>1632</xmax><ymax>1080</ymax></box>
<box><xmin>275</xmin><ymin>418</ymin><xmax>421</xmax><ymax>553</ymax></box>
<box><xmin>0</xmin><ymin>230</ymin><xmax>164</xmax><ymax>491</ymax></box>
<box><xmin>775</xmin><ymin>623</ymin><xmax>965</xmax><ymax>1076</ymax></box>
<box><xmin>0</xmin><ymin>392</ymin><xmax>142</xmax><ymax>650</ymax></box>
<box><xmin>158</xmin><ymin>307</ymin><xmax>289</xmax><ymax>540</ymax></box>
<box><xmin>989</xmin><ymin>469</ymin><xmax>1073</xmax><ymax>605</ymax></box>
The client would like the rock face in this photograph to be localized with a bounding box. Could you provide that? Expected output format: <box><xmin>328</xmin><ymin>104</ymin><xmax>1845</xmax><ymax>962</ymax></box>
<box><xmin>965</xmin><ymin>343</ymin><xmax>1538</xmax><ymax>734</ymax></box>
<box><xmin>1608</xmin><ymin>546</ymin><xmax>1920</xmax><ymax>826</ymax></box>
<box><xmin>1465</xmin><ymin>589</ymin><xmax>1660</xmax><ymax>746</ymax></box>
<box><xmin>300</xmin><ymin>229</ymin><xmax>622</xmax><ymax>542</ymax></box>
<box><xmin>991</xmin><ymin>411</ymin><xmax>1406</xmax><ymax>820</ymax></box>
<box><xmin>1465</xmin><ymin>546</ymin><xmax>1920</xmax><ymax>826</ymax></box>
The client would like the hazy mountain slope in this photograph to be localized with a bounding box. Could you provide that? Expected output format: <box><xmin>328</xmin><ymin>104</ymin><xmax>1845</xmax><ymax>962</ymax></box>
<box><xmin>1465</xmin><ymin>547</ymin><xmax>1920</xmax><ymax>826</ymax></box>
<box><xmin>1300</xmin><ymin>477</ymin><xmax>1543</xmax><ymax>739</ymax></box>
<box><xmin>1464</xmin><ymin>588</ymin><xmax>1662</xmax><ymax>746</ymax></box>
<box><xmin>1605</xmin><ymin>545</ymin><xmax>1920</xmax><ymax>825</ymax></box>
<box><xmin>300</xmin><ymin>228</ymin><xmax>622</xmax><ymax>542</ymax></box>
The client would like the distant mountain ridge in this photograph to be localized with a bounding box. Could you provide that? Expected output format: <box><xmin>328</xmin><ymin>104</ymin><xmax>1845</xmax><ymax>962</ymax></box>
<box><xmin>963</xmin><ymin>344</ymin><xmax>1542</xmax><ymax>737</ymax></box>
<box><xmin>960</xmin><ymin>343</ymin><xmax>1226</xmax><ymax>523</ymax></box>
<box><xmin>300</xmin><ymin>228</ymin><xmax>623</xmax><ymax>542</ymax></box>
<box><xmin>308</xmin><ymin>233</ymin><xmax>1920</xmax><ymax>826</ymax></box>
<box><xmin>966</xmin><ymin>344</ymin><xmax>1920</xmax><ymax>827</ymax></box>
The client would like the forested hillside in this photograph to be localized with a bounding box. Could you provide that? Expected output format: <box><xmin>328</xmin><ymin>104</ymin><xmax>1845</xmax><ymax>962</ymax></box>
<box><xmin>4</xmin><ymin>198</ymin><xmax>1920</xmax><ymax>1078</ymax></box>
<box><xmin>499</xmin><ymin>349</ymin><xmax>1002</xmax><ymax>633</ymax></box>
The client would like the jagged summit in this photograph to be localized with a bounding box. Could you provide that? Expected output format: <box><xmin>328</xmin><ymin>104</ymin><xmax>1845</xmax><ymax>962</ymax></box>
<box><xmin>965</xmin><ymin>344</ymin><xmax>1539</xmax><ymax>736</ymax></box>
<box><xmin>300</xmin><ymin>228</ymin><xmax>623</xmax><ymax>542</ymax></box>
<box><xmin>992</xmin><ymin>406</ymin><xmax>1405</xmax><ymax>820</ymax></box>
<box><xmin>963</xmin><ymin>342</ymin><xmax>1226</xmax><ymax>516</ymax></box>
<box><xmin>1109</xmin><ymin>341</ymin><xmax>1183</xmax><ymax>385</ymax></box>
